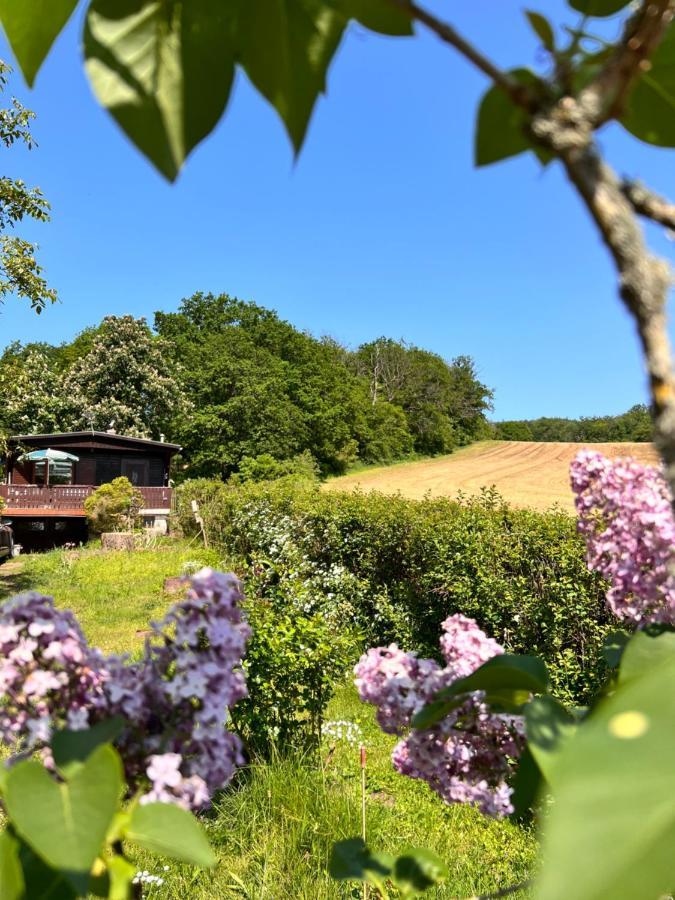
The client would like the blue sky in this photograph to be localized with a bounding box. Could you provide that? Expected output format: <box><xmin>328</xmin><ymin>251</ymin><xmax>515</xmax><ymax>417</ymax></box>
<box><xmin>0</xmin><ymin>1</ymin><xmax>673</xmax><ymax>420</ymax></box>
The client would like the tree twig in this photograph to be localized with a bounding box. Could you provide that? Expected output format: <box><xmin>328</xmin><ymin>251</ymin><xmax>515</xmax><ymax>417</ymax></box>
<box><xmin>390</xmin><ymin>0</ymin><xmax>537</xmax><ymax>110</ymax></box>
<box><xmin>621</xmin><ymin>179</ymin><xmax>675</xmax><ymax>231</ymax></box>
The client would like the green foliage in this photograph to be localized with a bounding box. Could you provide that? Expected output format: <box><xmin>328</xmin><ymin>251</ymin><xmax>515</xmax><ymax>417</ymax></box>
<box><xmin>494</xmin><ymin>404</ymin><xmax>653</xmax><ymax>443</ymax></box>
<box><xmin>231</xmin><ymin>450</ymin><xmax>320</xmax><ymax>485</ymax></box>
<box><xmin>0</xmin><ymin>1</ymin><xmax>78</xmax><ymax>86</ymax></box>
<box><xmin>475</xmin><ymin>69</ymin><xmax>545</xmax><ymax>167</ymax></box>
<box><xmin>126</xmin><ymin>803</ymin><xmax>215</xmax><ymax>868</ymax></box>
<box><xmin>177</xmin><ymin>478</ymin><xmax>612</xmax><ymax>705</ymax></box>
<box><xmin>621</xmin><ymin>24</ymin><xmax>675</xmax><ymax>148</ymax></box>
<box><xmin>330</xmin><ymin>839</ymin><xmax>448</xmax><ymax>897</ymax></box>
<box><xmin>525</xmin><ymin>11</ymin><xmax>555</xmax><ymax>52</ymax></box>
<box><xmin>84</xmin><ymin>477</ymin><xmax>143</xmax><ymax>534</ymax></box>
<box><xmin>567</xmin><ymin>0</ymin><xmax>631</xmax><ymax>16</ymax></box>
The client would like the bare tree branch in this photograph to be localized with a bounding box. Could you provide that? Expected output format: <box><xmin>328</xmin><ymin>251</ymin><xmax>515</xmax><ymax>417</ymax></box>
<box><xmin>581</xmin><ymin>0</ymin><xmax>675</xmax><ymax>125</ymax></box>
<box><xmin>390</xmin><ymin>0</ymin><xmax>537</xmax><ymax>110</ymax></box>
<box><xmin>622</xmin><ymin>179</ymin><xmax>675</xmax><ymax>231</ymax></box>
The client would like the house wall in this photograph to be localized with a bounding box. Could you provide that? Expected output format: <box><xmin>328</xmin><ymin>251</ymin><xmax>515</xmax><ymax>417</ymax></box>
<box><xmin>9</xmin><ymin>450</ymin><xmax>169</xmax><ymax>487</ymax></box>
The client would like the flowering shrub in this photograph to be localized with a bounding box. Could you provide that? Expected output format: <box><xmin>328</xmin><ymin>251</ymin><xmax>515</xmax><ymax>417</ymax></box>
<box><xmin>0</xmin><ymin>568</ymin><xmax>249</xmax><ymax>809</ymax></box>
<box><xmin>84</xmin><ymin>476</ymin><xmax>143</xmax><ymax>533</ymax></box>
<box><xmin>571</xmin><ymin>449</ymin><xmax>675</xmax><ymax>626</ymax></box>
<box><xmin>355</xmin><ymin>615</ymin><xmax>524</xmax><ymax>817</ymax></box>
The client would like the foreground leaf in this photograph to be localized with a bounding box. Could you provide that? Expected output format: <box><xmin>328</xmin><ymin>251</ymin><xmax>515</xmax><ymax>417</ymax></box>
<box><xmin>392</xmin><ymin>848</ymin><xmax>448</xmax><ymax>893</ymax></box>
<box><xmin>0</xmin><ymin>0</ymin><xmax>78</xmax><ymax>86</ymax></box>
<box><xmin>329</xmin><ymin>838</ymin><xmax>393</xmax><ymax>893</ymax></box>
<box><xmin>475</xmin><ymin>69</ymin><xmax>546</xmax><ymax>167</ymax></box>
<box><xmin>126</xmin><ymin>802</ymin><xmax>215</xmax><ymax>868</ymax></box>
<box><xmin>535</xmin><ymin>654</ymin><xmax>675</xmax><ymax>900</ymax></box>
<box><xmin>332</xmin><ymin>0</ymin><xmax>413</xmax><ymax>35</ymax></box>
<box><xmin>618</xmin><ymin>627</ymin><xmax>675</xmax><ymax>684</ymax></box>
<box><xmin>567</xmin><ymin>0</ymin><xmax>631</xmax><ymax>16</ymax></box>
<box><xmin>52</xmin><ymin>715</ymin><xmax>125</xmax><ymax>773</ymax></box>
<box><xmin>17</xmin><ymin>843</ymin><xmax>76</xmax><ymax>900</ymax></box>
<box><xmin>620</xmin><ymin>24</ymin><xmax>675</xmax><ymax>148</ymax></box>
<box><xmin>4</xmin><ymin>745</ymin><xmax>122</xmax><ymax>892</ymax></box>
<box><xmin>0</xmin><ymin>831</ymin><xmax>24</xmax><ymax>900</ymax></box>
<box><xmin>525</xmin><ymin>695</ymin><xmax>576</xmax><ymax>786</ymax></box>
<box><xmin>601</xmin><ymin>630</ymin><xmax>630</xmax><ymax>669</ymax></box>
<box><xmin>84</xmin><ymin>0</ymin><xmax>236</xmax><ymax>180</ymax></box>
<box><xmin>509</xmin><ymin>745</ymin><xmax>542</xmax><ymax>822</ymax></box>
<box><xmin>234</xmin><ymin>0</ymin><xmax>346</xmax><ymax>153</ymax></box>
<box><xmin>525</xmin><ymin>11</ymin><xmax>555</xmax><ymax>51</ymax></box>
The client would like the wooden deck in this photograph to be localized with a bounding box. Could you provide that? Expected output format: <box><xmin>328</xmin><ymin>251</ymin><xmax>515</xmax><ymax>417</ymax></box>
<box><xmin>0</xmin><ymin>485</ymin><xmax>173</xmax><ymax>517</ymax></box>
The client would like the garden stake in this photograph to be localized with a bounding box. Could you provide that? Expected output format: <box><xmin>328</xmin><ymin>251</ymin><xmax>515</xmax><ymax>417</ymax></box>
<box><xmin>360</xmin><ymin>744</ymin><xmax>367</xmax><ymax>900</ymax></box>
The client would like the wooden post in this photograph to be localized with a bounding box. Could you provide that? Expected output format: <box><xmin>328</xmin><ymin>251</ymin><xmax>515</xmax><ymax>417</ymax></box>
<box><xmin>360</xmin><ymin>744</ymin><xmax>367</xmax><ymax>900</ymax></box>
<box><xmin>191</xmin><ymin>499</ymin><xmax>208</xmax><ymax>548</ymax></box>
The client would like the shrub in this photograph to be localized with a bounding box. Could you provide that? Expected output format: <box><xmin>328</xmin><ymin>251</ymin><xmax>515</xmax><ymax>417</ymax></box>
<box><xmin>84</xmin><ymin>477</ymin><xmax>143</xmax><ymax>533</ymax></box>
<box><xmin>177</xmin><ymin>479</ymin><xmax>610</xmax><ymax>705</ymax></box>
<box><xmin>230</xmin><ymin>450</ymin><xmax>319</xmax><ymax>485</ymax></box>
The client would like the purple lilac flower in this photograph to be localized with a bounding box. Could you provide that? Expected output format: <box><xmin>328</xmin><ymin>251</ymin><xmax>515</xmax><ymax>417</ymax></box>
<box><xmin>0</xmin><ymin>568</ymin><xmax>250</xmax><ymax>811</ymax></box>
<box><xmin>354</xmin><ymin>615</ymin><xmax>524</xmax><ymax>817</ymax></box>
<box><xmin>570</xmin><ymin>450</ymin><xmax>675</xmax><ymax>626</ymax></box>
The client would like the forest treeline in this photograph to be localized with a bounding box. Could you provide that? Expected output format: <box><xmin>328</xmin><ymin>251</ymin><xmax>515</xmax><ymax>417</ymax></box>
<box><xmin>494</xmin><ymin>405</ymin><xmax>652</xmax><ymax>443</ymax></box>
<box><xmin>0</xmin><ymin>292</ymin><xmax>494</xmax><ymax>479</ymax></box>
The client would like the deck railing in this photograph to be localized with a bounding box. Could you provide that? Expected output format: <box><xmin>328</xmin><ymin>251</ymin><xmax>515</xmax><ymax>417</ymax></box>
<box><xmin>0</xmin><ymin>484</ymin><xmax>173</xmax><ymax>513</ymax></box>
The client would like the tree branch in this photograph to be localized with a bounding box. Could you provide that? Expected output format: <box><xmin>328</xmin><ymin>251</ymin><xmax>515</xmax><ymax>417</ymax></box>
<box><xmin>581</xmin><ymin>0</ymin><xmax>675</xmax><ymax>125</ymax></box>
<box><xmin>621</xmin><ymin>179</ymin><xmax>675</xmax><ymax>231</ymax></box>
<box><xmin>391</xmin><ymin>0</ymin><xmax>537</xmax><ymax>110</ymax></box>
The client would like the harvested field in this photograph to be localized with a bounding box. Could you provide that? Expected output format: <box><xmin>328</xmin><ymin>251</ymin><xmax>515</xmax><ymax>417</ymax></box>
<box><xmin>325</xmin><ymin>441</ymin><xmax>659</xmax><ymax>512</ymax></box>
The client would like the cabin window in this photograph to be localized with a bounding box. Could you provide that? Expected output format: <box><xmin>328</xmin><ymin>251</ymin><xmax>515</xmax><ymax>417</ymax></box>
<box><xmin>33</xmin><ymin>460</ymin><xmax>73</xmax><ymax>486</ymax></box>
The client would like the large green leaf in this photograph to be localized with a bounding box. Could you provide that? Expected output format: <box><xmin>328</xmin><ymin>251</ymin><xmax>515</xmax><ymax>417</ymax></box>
<box><xmin>84</xmin><ymin>0</ymin><xmax>236</xmax><ymax>181</ymax></box>
<box><xmin>17</xmin><ymin>844</ymin><xmax>77</xmax><ymax>900</ymax></box>
<box><xmin>475</xmin><ymin>69</ymin><xmax>545</xmax><ymax>167</ymax></box>
<box><xmin>0</xmin><ymin>832</ymin><xmax>24</xmax><ymax>900</ymax></box>
<box><xmin>234</xmin><ymin>0</ymin><xmax>346</xmax><ymax>153</ymax></box>
<box><xmin>567</xmin><ymin>0</ymin><xmax>631</xmax><ymax>16</ymax></box>
<box><xmin>619</xmin><ymin>628</ymin><xmax>675</xmax><ymax>684</ymax></box>
<box><xmin>4</xmin><ymin>745</ymin><xmax>122</xmax><ymax>892</ymax></box>
<box><xmin>332</xmin><ymin>0</ymin><xmax>412</xmax><ymax>35</ymax></box>
<box><xmin>126</xmin><ymin>802</ymin><xmax>215</xmax><ymax>868</ymax></box>
<box><xmin>413</xmin><ymin>653</ymin><xmax>548</xmax><ymax>728</ymax></box>
<box><xmin>52</xmin><ymin>716</ymin><xmax>125</xmax><ymax>773</ymax></box>
<box><xmin>329</xmin><ymin>838</ymin><xmax>394</xmax><ymax>893</ymax></box>
<box><xmin>535</xmin><ymin>655</ymin><xmax>675</xmax><ymax>900</ymax></box>
<box><xmin>621</xmin><ymin>24</ymin><xmax>675</xmax><ymax>147</ymax></box>
<box><xmin>392</xmin><ymin>849</ymin><xmax>448</xmax><ymax>893</ymax></box>
<box><xmin>0</xmin><ymin>0</ymin><xmax>78</xmax><ymax>86</ymax></box>
<box><xmin>525</xmin><ymin>695</ymin><xmax>576</xmax><ymax>786</ymax></box>
<box><xmin>509</xmin><ymin>745</ymin><xmax>542</xmax><ymax>822</ymax></box>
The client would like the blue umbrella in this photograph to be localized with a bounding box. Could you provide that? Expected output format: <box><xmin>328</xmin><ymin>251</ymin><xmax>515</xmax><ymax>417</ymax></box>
<box><xmin>19</xmin><ymin>448</ymin><xmax>79</xmax><ymax>487</ymax></box>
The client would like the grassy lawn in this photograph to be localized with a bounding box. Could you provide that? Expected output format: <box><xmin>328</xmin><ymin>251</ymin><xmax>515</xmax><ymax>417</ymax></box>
<box><xmin>0</xmin><ymin>544</ymin><xmax>536</xmax><ymax>898</ymax></box>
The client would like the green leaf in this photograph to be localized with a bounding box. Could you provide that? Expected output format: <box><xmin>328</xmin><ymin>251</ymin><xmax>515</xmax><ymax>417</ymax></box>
<box><xmin>126</xmin><ymin>802</ymin><xmax>216</xmax><ymax>868</ymax></box>
<box><xmin>17</xmin><ymin>843</ymin><xmax>76</xmax><ymax>900</ymax></box>
<box><xmin>52</xmin><ymin>716</ymin><xmax>125</xmax><ymax>773</ymax></box>
<box><xmin>602</xmin><ymin>630</ymin><xmax>630</xmax><ymax>669</ymax></box>
<box><xmin>331</xmin><ymin>0</ymin><xmax>413</xmax><ymax>35</ymax></box>
<box><xmin>621</xmin><ymin>23</ymin><xmax>675</xmax><ymax>147</ymax></box>
<box><xmin>618</xmin><ymin>627</ymin><xmax>675</xmax><ymax>684</ymax></box>
<box><xmin>534</xmin><ymin>654</ymin><xmax>675</xmax><ymax>900</ymax></box>
<box><xmin>413</xmin><ymin>654</ymin><xmax>548</xmax><ymax>729</ymax></box>
<box><xmin>392</xmin><ymin>848</ymin><xmax>448</xmax><ymax>893</ymax></box>
<box><xmin>509</xmin><ymin>746</ymin><xmax>542</xmax><ymax>823</ymax></box>
<box><xmin>84</xmin><ymin>0</ymin><xmax>236</xmax><ymax>181</ymax></box>
<box><xmin>567</xmin><ymin>0</ymin><xmax>631</xmax><ymax>16</ymax></box>
<box><xmin>0</xmin><ymin>832</ymin><xmax>24</xmax><ymax>900</ymax></box>
<box><xmin>475</xmin><ymin>69</ymin><xmax>545</xmax><ymax>167</ymax></box>
<box><xmin>4</xmin><ymin>745</ymin><xmax>123</xmax><ymax>893</ymax></box>
<box><xmin>525</xmin><ymin>695</ymin><xmax>576</xmax><ymax>786</ymax></box>
<box><xmin>329</xmin><ymin>838</ymin><xmax>394</xmax><ymax>892</ymax></box>
<box><xmin>525</xmin><ymin>11</ymin><xmax>555</xmax><ymax>51</ymax></box>
<box><xmin>0</xmin><ymin>0</ymin><xmax>78</xmax><ymax>86</ymax></box>
<box><xmin>234</xmin><ymin>0</ymin><xmax>346</xmax><ymax>154</ymax></box>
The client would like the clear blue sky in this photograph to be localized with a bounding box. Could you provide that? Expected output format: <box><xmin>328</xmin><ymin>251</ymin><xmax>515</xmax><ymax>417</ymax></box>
<box><xmin>0</xmin><ymin>1</ymin><xmax>673</xmax><ymax>420</ymax></box>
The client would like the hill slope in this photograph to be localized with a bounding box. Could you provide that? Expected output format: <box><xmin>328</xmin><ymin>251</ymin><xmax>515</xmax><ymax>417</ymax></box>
<box><xmin>324</xmin><ymin>441</ymin><xmax>659</xmax><ymax>512</ymax></box>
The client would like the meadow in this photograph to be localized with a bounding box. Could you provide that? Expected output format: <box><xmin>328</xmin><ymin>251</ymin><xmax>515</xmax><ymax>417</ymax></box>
<box><xmin>325</xmin><ymin>441</ymin><xmax>658</xmax><ymax>512</ymax></box>
<box><xmin>0</xmin><ymin>543</ymin><xmax>536</xmax><ymax>899</ymax></box>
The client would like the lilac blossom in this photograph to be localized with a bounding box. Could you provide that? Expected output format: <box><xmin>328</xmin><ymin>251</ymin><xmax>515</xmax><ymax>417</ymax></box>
<box><xmin>570</xmin><ymin>450</ymin><xmax>675</xmax><ymax>626</ymax></box>
<box><xmin>0</xmin><ymin>568</ymin><xmax>250</xmax><ymax>811</ymax></box>
<box><xmin>354</xmin><ymin>615</ymin><xmax>524</xmax><ymax>817</ymax></box>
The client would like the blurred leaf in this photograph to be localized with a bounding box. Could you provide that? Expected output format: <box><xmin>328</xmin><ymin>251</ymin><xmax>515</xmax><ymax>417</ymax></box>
<box><xmin>568</xmin><ymin>0</ymin><xmax>631</xmax><ymax>16</ymax></box>
<box><xmin>535</xmin><ymin>655</ymin><xmax>675</xmax><ymax>900</ymax></box>
<box><xmin>17</xmin><ymin>843</ymin><xmax>76</xmax><ymax>900</ymax></box>
<box><xmin>332</xmin><ymin>0</ymin><xmax>413</xmax><ymax>35</ymax></box>
<box><xmin>618</xmin><ymin>627</ymin><xmax>675</xmax><ymax>684</ymax></box>
<box><xmin>602</xmin><ymin>630</ymin><xmax>630</xmax><ymax>669</ymax></box>
<box><xmin>234</xmin><ymin>0</ymin><xmax>345</xmax><ymax>154</ymax></box>
<box><xmin>525</xmin><ymin>695</ymin><xmax>576</xmax><ymax>785</ymax></box>
<box><xmin>392</xmin><ymin>848</ymin><xmax>448</xmax><ymax>892</ymax></box>
<box><xmin>621</xmin><ymin>23</ymin><xmax>675</xmax><ymax>147</ymax></box>
<box><xmin>0</xmin><ymin>831</ymin><xmax>24</xmax><ymax>900</ymax></box>
<box><xmin>329</xmin><ymin>838</ymin><xmax>393</xmax><ymax>892</ymax></box>
<box><xmin>126</xmin><ymin>802</ymin><xmax>215</xmax><ymax>868</ymax></box>
<box><xmin>0</xmin><ymin>0</ymin><xmax>78</xmax><ymax>86</ymax></box>
<box><xmin>526</xmin><ymin>11</ymin><xmax>555</xmax><ymax>51</ymax></box>
<box><xmin>475</xmin><ymin>69</ymin><xmax>545</xmax><ymax>167</ymax></box>
<box><xmin>84</xmin><ymin>0</ymin><xmax>236</xmax><ymax>181</ymax></box>
<box><xmin>509</xmin><ymin>745</ymin><xmax>542</xmax><ymax>822</ymax></box>
<box><xmin>4</xmin><ymin>745</ymin><xmax>122</xmax><ymax>893</ymax></box>
<box><xmin>52</xmin><ymin>716</ymin><xmax>125</xmax><ymax>773</ymax></box>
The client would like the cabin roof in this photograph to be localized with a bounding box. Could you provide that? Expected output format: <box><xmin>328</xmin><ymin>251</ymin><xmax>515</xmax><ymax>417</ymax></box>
<box><xmin>9</xmin><ymin>431</ymin><xmax>182</xmax><ymax>454</ymax></box>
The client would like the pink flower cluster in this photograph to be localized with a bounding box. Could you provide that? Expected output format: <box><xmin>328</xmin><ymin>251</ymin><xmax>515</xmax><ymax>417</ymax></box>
<box><xmin>570</xmin><ymin>450</ymin><xmax>675</xmax><ymax>626</ymax></box>
<box><xmin>0</xmin><ymin>569</ymin><xmax>250</xmax><ymax>809</ymax></box>
<box><xmin>354</xmin><ymin>614</ymin><xmax>524</xmax><ymax>817</ymax></box>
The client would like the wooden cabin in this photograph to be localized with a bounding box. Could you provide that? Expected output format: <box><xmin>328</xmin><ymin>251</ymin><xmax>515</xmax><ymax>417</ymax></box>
<box><xmin>0</xmin><ymin>431</ymin><xmax>181</xmax><ymax>549</ymax></box>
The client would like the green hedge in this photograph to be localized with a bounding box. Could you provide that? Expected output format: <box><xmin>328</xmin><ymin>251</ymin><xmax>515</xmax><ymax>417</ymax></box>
<box><xmin>177</xmin><ymin>477</ymin><xmax>612</xmax><ymax>705</ymax></box>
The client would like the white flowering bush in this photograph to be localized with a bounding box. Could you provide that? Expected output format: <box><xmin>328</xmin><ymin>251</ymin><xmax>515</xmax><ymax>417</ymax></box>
<box><xmin>0</xmin><ymin>568</ymin><xmax>249</xmax><ymax>897</ymax></box>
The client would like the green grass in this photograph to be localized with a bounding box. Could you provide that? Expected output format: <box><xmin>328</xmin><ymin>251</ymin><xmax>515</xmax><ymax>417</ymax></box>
<box><xmin>0</xmin><ymin>544</ymin><xmax>536</xmax><ymax>898</ymax></box>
